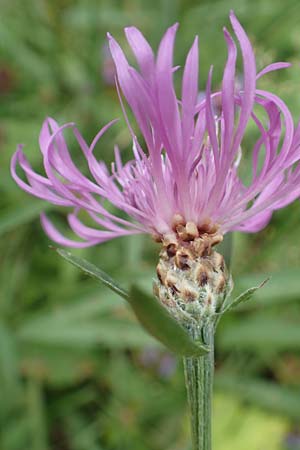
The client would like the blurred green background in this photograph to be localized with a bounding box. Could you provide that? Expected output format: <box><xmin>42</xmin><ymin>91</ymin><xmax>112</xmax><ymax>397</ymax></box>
<box><xmin>1</xmin><ymin>0</ymin><xmax>300</xmax><ymax>449</ymax></box>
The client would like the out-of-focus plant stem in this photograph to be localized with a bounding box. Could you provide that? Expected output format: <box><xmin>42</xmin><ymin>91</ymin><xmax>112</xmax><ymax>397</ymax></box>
<box><xmin>183</xmin><ymin>321</ymin><xmax>215</xmax><ymax>450</ymax></box>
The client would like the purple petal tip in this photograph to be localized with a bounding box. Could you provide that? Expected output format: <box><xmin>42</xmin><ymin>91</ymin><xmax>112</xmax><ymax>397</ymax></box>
<box><xmin>124</xmin><ymin>26</ymin><xmax>134</xmax><ymax>33</ymax></box>
<box><xmin>170</xmin><ymin>22</ymin><xmax>179</xmax><ymax>32</ymax></box>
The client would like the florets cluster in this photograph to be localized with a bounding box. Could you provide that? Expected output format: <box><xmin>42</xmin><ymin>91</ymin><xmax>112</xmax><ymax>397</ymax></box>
<box><xmin>154</xmin><ymin>221</ymin><xmax>232</xmax><ymax>323</ymax></box>
<box><xmin>11</xmin><ymin>12</ymin><xmax>300</xmax><ymax>249</ymax></box>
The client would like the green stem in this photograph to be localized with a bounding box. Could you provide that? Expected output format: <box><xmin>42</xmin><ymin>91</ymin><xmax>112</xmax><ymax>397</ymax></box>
<box><xmin>183</xmin><ymin>321</ymin><xmax>215</xmax><ymax>450</ymax></box>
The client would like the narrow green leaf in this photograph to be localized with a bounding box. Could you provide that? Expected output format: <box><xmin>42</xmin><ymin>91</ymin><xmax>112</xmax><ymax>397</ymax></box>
<box><xmin>55</xmin><ymin>248</ymin><xmax>129</xmax><ymax>301</ymax></box>
<box><xmin>129</xmin><ymin>285</ymin><xmax>208</xmax><ymax>357</ymax></box>
<box><xmin>26</xmin><ymin>379</ymin><xmax>48</xmax><ymax>450</ymax></box>
<box><xmin>219</xmin><ymin>316</ymin><xmax>300</xmax><ymax>352</ymax></box>
<box><xmin>55</xmin><ymin>249</ymin><xmax>208</xmax><ymax>356</ymax></box>
<box><xmin>18</xmin><ymin>320</ymin><xmax>157</xmax><ymax>349</ymax></box>
<box><xmin>221</xmin><ymin>278</ymin><xmax>269</xmax><ymax>313</ymax></box>
<box><xmin>0</xmin><ymin>323</ymin><xmax>21</xmax><ymax>400</ymax></box>
<box><xmin>216</xmin><ymin>373</ymin><xmax>300</xmax><ymax>421</ymax></box>
<box><xmin>235</xmin><ymin>269</ymin><xmax>300</xmax><ymax>308</ymax></box>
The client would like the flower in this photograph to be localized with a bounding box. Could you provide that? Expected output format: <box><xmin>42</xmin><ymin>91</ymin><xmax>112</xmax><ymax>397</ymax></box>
<box><xmin>11</xmin><ymin>12</ymin><xmax>300</xmax><ymax>248</ymax></box>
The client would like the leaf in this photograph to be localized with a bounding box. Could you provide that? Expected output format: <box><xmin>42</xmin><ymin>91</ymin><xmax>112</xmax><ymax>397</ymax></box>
<box><xmin>55</xmin><ymin>249</ymin><xmax>208</xmax><ymax>356</ymax></box>
<box><xmin>18</xmin><ymin>318</ymin><xmax>157</xmax><ymax>349</ymax></box>
<box><xmin>55</xmin><ymin>248</ymin><xmax>129</xmax><ymax>301</ymax></box>
<box><xmin>129</xmin><ymin>286</ymin><xmax>208</xmax><ymax>357</ymax></box>
<box><xmin>235</xmin><ymin>269</ymin><xmax>300</xmax><ymax>308</ymax></box>
<box><xmin>0</xmin><ymin>323</ymin><xmax>21</xmax><ymax>400</ymax></box>
<box><xmin>221</xmin><ymin>278</ymin><xmax>269</xmax><ymax>313</ymax></box>
<box><xmin>21</xmin><ymin>294</ymin><xmax>124</xmax><ymax>328</ymax></box>
<box><xmin>215</xmin><ymin>373</ymin><xmax>300</xmax><ymax>421</ymax></box>
<box><xmin>219</xmin><ymin>315</ymin><xmax>300</xmax><ymax>352</ymax></box>
<box><xmin>26</xmin><ymin>379</ymin><xmax>48</xmax><ymax>450</ymax></box>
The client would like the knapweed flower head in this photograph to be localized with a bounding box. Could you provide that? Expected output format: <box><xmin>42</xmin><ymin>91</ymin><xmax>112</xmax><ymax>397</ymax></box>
<box><xmin>11</xmin><ymin>12</ymin><xmax>300</xmax><ymax>249</ymax></box>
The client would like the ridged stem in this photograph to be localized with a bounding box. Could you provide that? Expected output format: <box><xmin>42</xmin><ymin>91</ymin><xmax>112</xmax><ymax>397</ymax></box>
<box><xmin>183</xmin><ymin>321</ymin><xmax>215</xmax><ymax>450</ymax></box>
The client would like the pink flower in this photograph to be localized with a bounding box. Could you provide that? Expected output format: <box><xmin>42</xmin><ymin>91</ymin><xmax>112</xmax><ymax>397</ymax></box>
<box><xmin>11</xmin><ymin>12</ymin><xmax>300</xmax><ymax>247</ymax></box>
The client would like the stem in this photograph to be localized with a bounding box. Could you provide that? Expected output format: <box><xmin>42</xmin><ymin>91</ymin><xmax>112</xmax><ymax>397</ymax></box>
<box><xmin>183</xmin><ymin>321</ymin><xmax>215</xmax><ymax>450</ymax></box>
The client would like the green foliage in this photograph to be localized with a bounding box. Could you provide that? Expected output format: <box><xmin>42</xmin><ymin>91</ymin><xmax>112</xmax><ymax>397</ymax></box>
<box><xmin>216</xmin><ymin>375</ymin><xmax>300</xmax><ymax>421</ymax></box>
<box><xmin>129</xmin><ymin>286</ymin><xmax>208</xmax><ymax>356</ymax></box>
<box><xmin>1</xmin><ymin>0</ymin><xmax>300</xmax><ymax>449</ymax></box>
<box><xmin>56</xmin><ymin>248</ymin><xmax>129</xmax><ymax>300</ymax></box>
<box><xmin>56</xmin><ymin>249</ymin><xmax>208</xmax><ymax>356</ymax></box>
<box><xmin>221</xmin><ymin>278</ymin><xmax>269</xmax><ymax>313</ymax></box>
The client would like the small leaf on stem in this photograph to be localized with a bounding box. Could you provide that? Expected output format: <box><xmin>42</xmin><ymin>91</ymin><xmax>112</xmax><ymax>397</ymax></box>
<box><xmin>130</xmin><ymin>285</ymin><xmax>209</xmax><ymax>357</ymax></box>
<box><xmin>55</xmin><ymin>248</ymin><xmax>129</xmax><ymax>301</ymax></box>
<box><xmin>221</xmin><ymin>278</ymin><xmax>270</xmax><ymax>313</ymax></box>
<box><xmin>55</xmin><ymin>248</ymin><xmax>208</xmax><ymax>356</ymax></box>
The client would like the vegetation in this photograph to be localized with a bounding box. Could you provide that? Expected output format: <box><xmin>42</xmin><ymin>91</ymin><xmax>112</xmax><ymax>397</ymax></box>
<box><xmin>1</xmin><ymin>1</ymin><xmax>300</xmax><ymax>449</ymax></box>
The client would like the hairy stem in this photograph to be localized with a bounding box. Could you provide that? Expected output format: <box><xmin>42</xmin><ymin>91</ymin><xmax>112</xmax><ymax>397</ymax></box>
<box><xmin>183</xmin><ymin>321</ymin><xmax>215</xmax><ymax>450</ymax></box>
